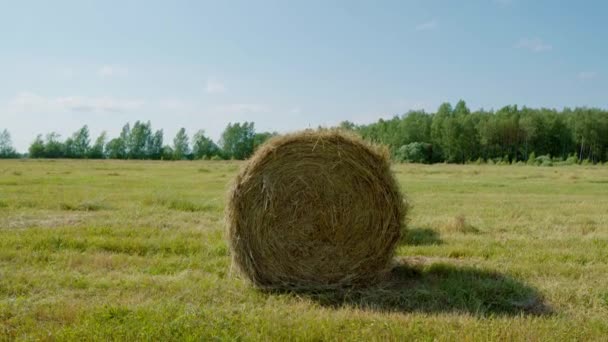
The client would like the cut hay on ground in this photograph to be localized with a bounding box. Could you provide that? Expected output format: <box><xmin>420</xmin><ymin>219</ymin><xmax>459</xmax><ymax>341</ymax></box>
<box><xmin>226</xmin><ymin>130</ymin><xmax>407</xmax><ymax>289</ymax></box>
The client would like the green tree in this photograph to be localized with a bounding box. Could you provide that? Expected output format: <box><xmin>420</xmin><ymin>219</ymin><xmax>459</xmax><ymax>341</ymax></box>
<box><xmin>119</xmin><ymin>123</ymin><xmax>131</xmax><ymax>158</ymax></box>
<box><xmin>149</xmin><ymin>129</ymin><xmax>164</xmax><ymax>159</ymax></box>
<box><xmin>401</xmin><ymin>111</ymin><xmax>432</xmax><ymax>144</ymax></box>
<box><xmin>161</xmin><ymin>145</ymin><xmax>174</xmax><ymax>160</ymax></box>
<box><xmin>219</xmin><ymin>122</ymin><xmax>255</xmax><ymax>160</ymax></box>
<box><xmin>192</xmin><ymin>130</ymin><xmax>219</xmax><ymax>159</ymax></box>
<box><xmin>430</xmin><ymin>102</ymin><xmax>453</xmax><ymax>161</ymax></box>
<box><xmin>455</xmin><ymin>102</ymin><xmax>479</xmax><ymax>163</ymax></box>
<box><xmin>519</xmin><ymin>109</ymin><xmax>539</xmax><ymax>161</ymax></box>
<box><xmin>128</xmin><ymin>121</ymin><xmax>152</xmax><ymax>159</ymax></box>
<box><xmin>0</xmin><ymin>129</ymin><xmax>18</xmax><ymax>158</ymax></box>
<box><xmin>172</xmin><ymin>128</ymin><xmax>190</xmax><ymax>160</ymax></box>
<box><xmin>105</xmin><ymin>138</ymin><xmax>126</xmax><ymax>159</ymax></box>
<box><xmin>63</xmin><ymin>137</ymin><xmax>76</xmax><ymax>158</ymax></box>
<box><xmin>89</xmin><ymin>132</ymin><xmax>107</xmax><ymax>159</ymax></box>
<box><xmin>44</xmin><ymin>133</ymin><xmax>64</xmax><ymax>158</ymax></box>
<box><xmin>29</xmin><ymin>135</ymin><xmax>45</xmax><ymax>158</ymax></box>
<box><xmin>71</xmin><ymin>125</ymin><xmax>90</xmax><ymax>158</ymax></box>
<box><xmin>253</xmin><ymin>131</ymin><xmax>277</xmax><ymax>150</ymax></box>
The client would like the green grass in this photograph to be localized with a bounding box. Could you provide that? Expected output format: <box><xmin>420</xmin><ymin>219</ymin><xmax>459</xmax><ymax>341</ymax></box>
<box><xmin>1</xmin><ymin>159</ymin><xmax>607</xmax><ymax>340</ymax></box>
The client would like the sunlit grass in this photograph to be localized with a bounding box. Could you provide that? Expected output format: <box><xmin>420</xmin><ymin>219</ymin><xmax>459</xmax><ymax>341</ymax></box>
<box><xmin>0</xmin><ymin>160</ymin><xmax>607</xmax><ymax>340</ymax></box>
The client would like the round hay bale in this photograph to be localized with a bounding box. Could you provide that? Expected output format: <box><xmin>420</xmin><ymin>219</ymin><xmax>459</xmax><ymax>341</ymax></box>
<box><xmin>226</xmin><ymin>130</ymin><xmax>407</xmax><ymax>289</ymax></box>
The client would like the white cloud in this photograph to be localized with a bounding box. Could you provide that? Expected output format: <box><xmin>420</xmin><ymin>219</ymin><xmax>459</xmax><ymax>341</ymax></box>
<box><xmin>9</xmin><ymin>92</ymin><xmax>50</xmax><ymax>112</ymax></box>
<box><xmin>9</xmin><ymin>92</ymin><xmax>144</xmax><ymax>113</ymax></box>
<box><xmin>415</xmin><ymin>19</ymin><xmax>438</xmax><ymax>31</ymax></box>
<box><xmin>577</xmin><ymin>71</ymin><xmax>597</xmax><ymax>80</ymax></box>
<box><xmin>59</xmin><ymin>96</ymin><xmax>143</xmax><ymax>112</ymax></box>
<box><xmin>205</xmin><ymin>79</ymin><xmax>226</xmax><ymax>94</ymax></box>
<box><xmin>516</xmin><ymin>38</ymin><xmax>552</xmax><ymax>52</ymax></box>
<box><xmin>98</xmin><ymin>65</ymin><xmax>129</xmax><ymax>78</ymax></box>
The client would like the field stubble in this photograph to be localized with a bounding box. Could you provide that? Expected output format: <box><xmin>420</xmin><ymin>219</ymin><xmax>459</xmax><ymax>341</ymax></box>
<box><xmin>0</xmin><ymin>159</ymin><xmax>607</xmax><ymax>340</ymax></box>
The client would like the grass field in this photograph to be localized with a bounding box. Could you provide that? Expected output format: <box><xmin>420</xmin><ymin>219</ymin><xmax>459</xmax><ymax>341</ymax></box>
<box><xmin>1</xmin><ymin>159</ymin><xmax>607</xmax><ymax>340</ymax></box>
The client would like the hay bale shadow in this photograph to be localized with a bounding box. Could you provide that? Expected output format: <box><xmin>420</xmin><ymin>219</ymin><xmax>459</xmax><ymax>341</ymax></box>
<box><xmin>270</xmin><ymin>259</ymin><xmax>551</xmax><ymax>316</ymax></box>
<box><xmin>402</xmin><ymin>227</ymin><xmax>443</xmax><ymax>246</ymax></box>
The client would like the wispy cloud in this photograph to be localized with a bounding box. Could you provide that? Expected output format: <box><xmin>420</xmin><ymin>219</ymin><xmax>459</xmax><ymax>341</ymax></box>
<box><xmin>9</xmin><ymin>92</ymin><xmax>144</xmax><ymax>113</ymax></box>
<box><xmin>415</xmin><ymin>19</ymin><xmax>438</xmax><ymax>31</ymax></box>
<box><xmin>97</xmin><ymin>65</ymin><xmax>129</xmax><ymax>78</ymax></box>
<box><xmin>577</xmin><ymin>71</ymin><xmax>597</xmax><ymax>80</ymax></box>
<box><xmin>205</xmin><ymin>79</ymin><xmax>226</xmax><ymax>94</ymax></box>
<box><xmin>59</xmin><ymin>96</ymin><xmax>143</xmax><ymax>112</ymax></box>
<box><xmin>516</xmin><ymin>38</ymin><xmax>552</xmax><ymax>52</ymax></box>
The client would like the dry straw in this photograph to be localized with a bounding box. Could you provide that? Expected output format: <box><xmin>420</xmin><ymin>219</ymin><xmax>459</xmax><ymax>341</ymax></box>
<box><xmin>226</xmin><ymin>130</ymin><xmax>407</xmax><ymax>289</ymax></box>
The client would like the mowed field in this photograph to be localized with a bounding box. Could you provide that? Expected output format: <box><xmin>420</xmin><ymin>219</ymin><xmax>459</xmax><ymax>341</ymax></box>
<box><xmin>1</xmin><ymin>159</ymin><xmax>607</xmax><ymax>341</ymax></box>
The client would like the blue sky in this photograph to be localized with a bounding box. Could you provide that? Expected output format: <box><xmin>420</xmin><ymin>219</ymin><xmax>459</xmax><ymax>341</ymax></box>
<box><xmin>1</xmin><ymin>0</ymin><xmax>606</xmax><ymax>152</ymax></box>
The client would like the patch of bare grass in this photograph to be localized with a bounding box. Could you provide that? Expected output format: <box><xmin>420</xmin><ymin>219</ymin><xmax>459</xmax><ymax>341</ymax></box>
<box><xmin>581</xmin><ymin>219</ymin><xmax>597</xmax><ymax>235</ymax></box>
<box><xmin>59</xmin><ymin>200</ymin><xmax>108</xmax><ymax>211</ymax></box>
<box><xmin>143</xmin><ymin>195</ymin><xmax>217</xmax><ymax>212</ymax></box>
<box><xmin>444</xmin><ymin>215</ymin><xmax>480</xmax><ymax>234</ymax></box>
<box><xmin>167</xmin><ymin>199</ymin><xmax>216</xmax><ymax>212</ymax></box>
<box><xmin>0</xmin><ymin>213</ymin><xmax>87</xmax><ymax>229</ymax></box>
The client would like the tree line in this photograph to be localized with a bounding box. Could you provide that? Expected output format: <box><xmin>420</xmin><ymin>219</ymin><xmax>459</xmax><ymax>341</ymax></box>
<box><xmin>0</xmin><ymin>122</ymin><xmax>274</xmax><ymax>160</ymax></box>
<box><xmin>346</xmin><ymin>101</ymin><xmax>608</xmax><ymax>164</ymax></box>
<box><xmin>1</xmin><ymin>100</ymin><xmax>608</xmax><ymax>163</ymax></box>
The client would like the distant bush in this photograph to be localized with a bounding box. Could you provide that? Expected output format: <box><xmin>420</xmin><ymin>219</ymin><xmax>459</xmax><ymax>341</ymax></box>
<box><xmin>394</xmin><ymin>142</ymin><xmax>433</xmax><ymax>163</ymax></box>
<box><xmin>497</xmin><ymin>155</ymin><xmax>510</xmax><ymax>165</ymax></box>
<box><xmin>535</xmin><ymin>155</ymin><xmax>553</xmax><ymax>167</ymax></box>
<box><xmin>563</xmin><ymin>155</ymin><xmax>578</xmax><ymax>165</ymax></box>
<box><xmin>526</xmin><ymin>152</ymin><xmax>536</xmax><ymax>165</ymax></box>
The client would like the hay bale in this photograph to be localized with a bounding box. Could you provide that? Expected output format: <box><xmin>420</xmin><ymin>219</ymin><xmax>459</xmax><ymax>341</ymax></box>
<box><xmin>226</xmin><ymin>130</ymin><xmax>407</xmax><ymax>289</ymax></box>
